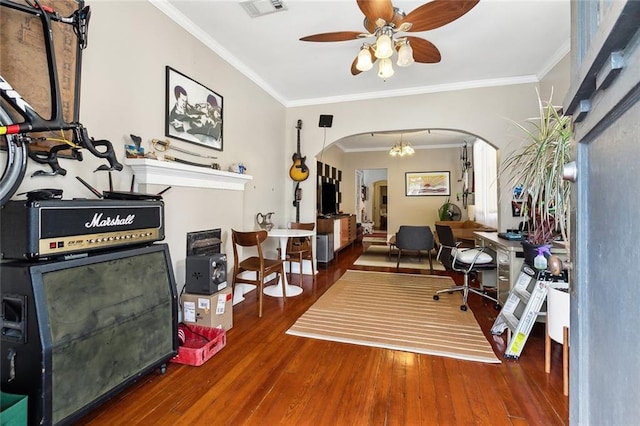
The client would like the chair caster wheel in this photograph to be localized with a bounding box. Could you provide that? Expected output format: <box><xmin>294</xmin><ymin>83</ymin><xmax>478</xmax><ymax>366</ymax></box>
<box><xmin>433</xmin><ymin>295</ymin><xmax>440</xmax><ymax>301</ymax></box>
<box><xmin>460</xmin><ymin>305</ymin><xmax>467</xmax><ymax>311</ymax></box>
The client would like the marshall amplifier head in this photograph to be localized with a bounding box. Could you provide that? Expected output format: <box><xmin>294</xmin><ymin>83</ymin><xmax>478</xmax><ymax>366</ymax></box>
<box><xmin>185</xmin><ymin>253</ymin><xmax>227</xmax><ymax>295</ymax></box>
<box><xmin>0</xmin><ymin>199</ymin><xmax>164</xmax><ymax>260</ymax></box>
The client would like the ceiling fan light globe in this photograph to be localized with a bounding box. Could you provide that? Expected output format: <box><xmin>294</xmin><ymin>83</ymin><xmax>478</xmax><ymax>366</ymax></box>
<box><xmin>356</xmin><ymin>48</ymin><xmax>373</xmax><ymax>71</ymax></box>
<box><xmin>374</xmin><ymin>33</ymin><xmax>393</xmax><ymax>59</ymax></box>
<box><xmin>378</xmin><ymin>58</ymin><xmax>394</xmax><ymax>79</ymax></box>
<box><xmin>397</xmin><ymin>42</ymin><xmax>414</xmax><ymax>67</ymax></box>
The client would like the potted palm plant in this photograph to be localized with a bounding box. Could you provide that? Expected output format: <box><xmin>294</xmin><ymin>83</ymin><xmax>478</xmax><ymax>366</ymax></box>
<box><xmin>502</xmin><ymin>90</ymin><xmax>572</xmax><ymax>267</ymax></box>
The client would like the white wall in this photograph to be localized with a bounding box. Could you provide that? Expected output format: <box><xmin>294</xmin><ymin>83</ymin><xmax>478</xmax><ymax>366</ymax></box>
<box><xmin>286</xmin><ymin>59</ymin><xmax>570</xmax><ymax>232</ymax></box>
<box><xmin>8</xmin><ymin>1</ymin><xmax>286</xmax><ymax>290</ymax></box>
<box><xmin>5</xmin><ymin>0</ymin><xmax>570</xmax><ymax>285</ymax></box>
<box><xmin>286</xmin><ymin>85</ymin><xmax>535</xmax><ymax>231</ymax></box>
<box><xmin>345</xmin><ymin>148</ymin><xmax>462</xmax><ymax>235</ymax></box>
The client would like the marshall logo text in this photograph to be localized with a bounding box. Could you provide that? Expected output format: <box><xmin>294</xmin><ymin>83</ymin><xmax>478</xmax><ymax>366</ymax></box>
<box><xmin>85</xmin><ymin>213</ymin><xmax>136</xmax><ymax>228</ymax></box>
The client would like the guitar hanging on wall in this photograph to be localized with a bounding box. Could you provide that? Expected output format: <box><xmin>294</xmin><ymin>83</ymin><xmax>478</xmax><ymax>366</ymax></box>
<box><xmin>289</xmin><ymin>120</ymin><xmax>309</xmax><ymax>182</ymax></box>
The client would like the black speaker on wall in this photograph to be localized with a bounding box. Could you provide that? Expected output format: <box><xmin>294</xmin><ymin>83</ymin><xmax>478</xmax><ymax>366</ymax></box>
<box><xmin>319</xmin><ymin>114</ymin><xmax>333</xmax><ymax>128</ymax></box>
<box><xmin>0</xmin><ymin>244</ymin><xmax>178</xmax><ymax>425</ymax></box>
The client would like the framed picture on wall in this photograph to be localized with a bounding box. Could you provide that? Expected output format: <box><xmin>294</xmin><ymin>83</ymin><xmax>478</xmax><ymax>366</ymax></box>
<box><xmin>512</xmin><ymin>201</ymin><xmax>523</xmax><ymax>217</ymax></box>
<box><xmin>405</xmin><ymin>171</ymin><xmax>450</xmax><ymax>196</ymax></box>
<box><xmin>165</xmin><ymin>66</ymin><xmax>223</xmax><ymax>151</ymax></box>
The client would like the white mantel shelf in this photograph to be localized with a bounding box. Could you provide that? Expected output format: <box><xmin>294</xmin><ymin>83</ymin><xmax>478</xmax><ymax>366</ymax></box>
<box><xmin>125</xmin><ymin>158</ymin><xmax>252</xmax><ymax>191</ymax></box>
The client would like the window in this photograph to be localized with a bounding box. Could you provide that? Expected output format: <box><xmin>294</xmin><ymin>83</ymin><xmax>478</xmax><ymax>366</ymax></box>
<box><xmin>473</xmin><ymin>139</ymin><xmax>498</xmax><ymax>228</ymax></box>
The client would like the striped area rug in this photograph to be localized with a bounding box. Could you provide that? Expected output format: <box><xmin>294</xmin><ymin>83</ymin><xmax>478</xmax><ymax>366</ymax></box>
<box><xmin>353</xmin><ymin>245</ymin><xmax>445</xmax><ymax>271</ymax></box>
<box><xmin>362</xmin><ymin>232</ymin><xmax>389</xmax><ymax>244</ymax></box>
<box><xmin>286</xmin><ymin>270</ymin><xmax>500</xmax><ymax>363</ymax></box>
<box><xmin>362</xmin><ymin>236</ymin><xmax>388</xmax><ymax>244</ymax></box>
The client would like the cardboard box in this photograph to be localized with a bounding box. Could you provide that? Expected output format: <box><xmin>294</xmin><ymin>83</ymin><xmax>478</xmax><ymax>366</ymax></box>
<box><xmin>181</xmin><ymin>287</ymin><xmax>233</xmax><ymax>330</ymax></box>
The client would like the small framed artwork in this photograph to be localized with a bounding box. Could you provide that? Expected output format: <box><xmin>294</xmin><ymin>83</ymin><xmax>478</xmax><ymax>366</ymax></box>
<box><xmin>405</xmin><ymin>171</ymin><xmax>450</xmax><ymax>196</ymax></box>
<box><xmin>512</xmin><ymin>184</ymin><xmax>524</xmax><ymax>201</ymax></box>
<box><xmin>511</xmin><ymin>201</ymin><xmax>523</xmax><ymax>217</ymax></box>
<box><xmin>165</xmin><ymin>66</ymin><xmax>223</xmax><ymax>151</ymax></box>
<box><xmin>512</xmin><ymin>184</ymin><xmax>525</xmax><ymax>216</ymax></box>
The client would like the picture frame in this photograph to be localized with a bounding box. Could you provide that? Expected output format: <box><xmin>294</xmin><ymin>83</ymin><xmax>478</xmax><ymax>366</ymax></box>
<box><xmin>405</xmin><ymin>171</ymin><xmax>450</xmax><ymax>196</ymax></box>
<box><xmin>512</xmin><ymin>201</ymin><xmax>523</xmax><ymax>217</ymax></box>
<box><xmin>165</xmin><ymin>66</ymin><xmax>223</xmax><ymax>151</ymax></box>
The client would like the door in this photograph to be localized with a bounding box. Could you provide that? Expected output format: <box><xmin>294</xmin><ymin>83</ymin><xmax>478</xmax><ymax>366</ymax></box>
<box><xmin>373</xmin><ymin>180</ymin><xmax>387</xmax><ymax>230</ymax></box>
<box><xmin>567</xmin><ymin>2</ymin><xmax>640</xmax><ymax>423</ymax></box>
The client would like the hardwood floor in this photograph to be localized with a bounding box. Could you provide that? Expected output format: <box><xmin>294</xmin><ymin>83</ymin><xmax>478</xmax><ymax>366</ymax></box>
<box><xmin>80</xmin><ymin>242</ymin><xmax>568</xmax><ymax>425</ymax></box>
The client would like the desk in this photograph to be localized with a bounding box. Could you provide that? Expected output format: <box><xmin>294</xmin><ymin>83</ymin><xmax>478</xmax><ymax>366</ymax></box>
<box><xmin>474</xmin><ymin>231</ymin><xmax>567</xmax><ymax>304</ymax></box>
<box><xmin>453</xmin><ymin>228</ymin><xmax>489</xmax><ymax>246</ymax></box>
<box><xmin>264</xmin><ymin>228</ymin><xmax>315</xmax><ymax>298</ymax></box>
<box><xmin>435</xmin><ymin>221</ymin><xmax>496</xmax><ymax>245</ymax></box>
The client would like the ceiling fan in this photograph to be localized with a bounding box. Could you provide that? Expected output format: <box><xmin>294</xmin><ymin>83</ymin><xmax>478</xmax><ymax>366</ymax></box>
<box><xmin>299</xmin><ymin>0</ymin><xmax>479</xmax><ymax>78</ymax></box>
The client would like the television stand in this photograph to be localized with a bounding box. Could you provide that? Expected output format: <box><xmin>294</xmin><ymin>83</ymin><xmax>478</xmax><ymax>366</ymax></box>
<box><xmin>317</xmin><ymin>214</ymin><xmax>356</xmax><ymax>253</ymax></box>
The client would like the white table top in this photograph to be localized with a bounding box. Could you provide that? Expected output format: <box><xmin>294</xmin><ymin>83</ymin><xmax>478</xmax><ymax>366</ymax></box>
<box><xmin>268</xmin><ymin>228</ymin><xmax>315</xmax><ymax>238</ymax></box>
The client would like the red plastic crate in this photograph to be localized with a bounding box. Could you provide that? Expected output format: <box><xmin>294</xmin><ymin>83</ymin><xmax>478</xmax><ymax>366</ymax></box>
<box><xmin>171</xmin><ymin>324</ymin><xmax>226</xmax><ymax>366</ymax></box>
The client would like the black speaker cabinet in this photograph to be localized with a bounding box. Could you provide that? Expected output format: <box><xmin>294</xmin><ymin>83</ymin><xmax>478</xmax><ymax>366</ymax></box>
<box><xmin>185</xmin><ymin>253</ymin><xmax>227</xmax><ymax>295</ymax></box>
<box><xmin>0</xmin><ymin>244</ymin><xmax>178</xmax><ymax>425</ymax></box>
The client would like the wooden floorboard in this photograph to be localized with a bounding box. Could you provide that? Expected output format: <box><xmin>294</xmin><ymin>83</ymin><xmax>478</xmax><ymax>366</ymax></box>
<box><xmin>78</xmin><ymin>241</ymin><xmax>568</xmax><ymax>425</ymax></box>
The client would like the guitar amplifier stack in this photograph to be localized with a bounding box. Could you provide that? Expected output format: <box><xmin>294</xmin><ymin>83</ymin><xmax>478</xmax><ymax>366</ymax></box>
<box><xmin>1</xmin><ymin>198</ymin><xmax>174</xmax><ymax>424</ymax></box>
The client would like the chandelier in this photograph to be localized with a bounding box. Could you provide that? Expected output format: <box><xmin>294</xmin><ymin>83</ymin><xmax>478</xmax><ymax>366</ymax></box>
<box><xmin>355</xmin><ymin>25</ymin><xmax>414</xmax><ymax>79</ymax></box>
<box><xmin>389</xmin><ymin>134</ymin><xmax>415</xmax><ymax>157</ymax></box>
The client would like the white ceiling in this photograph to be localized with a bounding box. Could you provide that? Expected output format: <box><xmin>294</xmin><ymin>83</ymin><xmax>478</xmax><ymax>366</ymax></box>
<box><xmin>152</xmin><ymin>0</ymin><xmax>570</xmax><ymax>151</ymax></box>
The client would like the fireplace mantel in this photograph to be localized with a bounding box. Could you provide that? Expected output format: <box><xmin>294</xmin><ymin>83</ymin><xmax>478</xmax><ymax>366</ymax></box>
<box><xmin>125</xmin><ymin>158</ymin><xmax>252</xmax><ymax>191</ymax></box>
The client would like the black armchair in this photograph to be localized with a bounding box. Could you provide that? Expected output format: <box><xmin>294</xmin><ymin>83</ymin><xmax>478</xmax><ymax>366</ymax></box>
<box><xmin>394</xmin><ymin>225</ymin><xmax>435</xmax><ymax>273</ymax></box>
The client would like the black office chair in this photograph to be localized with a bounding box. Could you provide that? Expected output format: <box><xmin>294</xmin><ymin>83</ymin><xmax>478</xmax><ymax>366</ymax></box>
<box><xmin>394</xmin><ymin>225</ymin><xmax>435</xmax><ymax>273</ymax></box>
<box><xmin>433</xmin><ymin>224</ymin><xmax>500</xmax><ymax>311</ymax></box>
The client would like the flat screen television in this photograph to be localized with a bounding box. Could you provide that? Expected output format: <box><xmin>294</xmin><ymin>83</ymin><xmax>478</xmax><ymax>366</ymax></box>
<box><xmin>321</xmin><ymin>181</ymin><xmax>337</xmax><ymax>215</ymax></box>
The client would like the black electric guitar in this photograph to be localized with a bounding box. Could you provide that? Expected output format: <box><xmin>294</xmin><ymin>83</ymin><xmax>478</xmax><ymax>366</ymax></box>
<box><xmin>289</xmin><ymin>120</ymin><xmax>309</xmax><ymax>182</ymax></box>
<box><xmin>293</xmin><ymin>182</ymin><xmax>302</xmax><ymax>222</ymax></box>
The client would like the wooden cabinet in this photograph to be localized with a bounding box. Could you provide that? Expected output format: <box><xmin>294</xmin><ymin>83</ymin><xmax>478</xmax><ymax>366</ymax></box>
<box><xmin>317</xmin><ymin>215</ymin><xmax>356</xmax><ymax>253</ymax></box>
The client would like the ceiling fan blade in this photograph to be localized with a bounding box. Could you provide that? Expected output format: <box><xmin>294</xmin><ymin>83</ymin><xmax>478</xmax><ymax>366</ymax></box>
<box><xmin>300</xmin><ymin>31</ymin><xmax>364</xmax><ymax>42</ymax></box>
<box><xmin>406</xmin><ymin>36</ymin><xmax>441</xmax><ymax>63</ymax></box>
<box><xmin>357</xmin><ymin>0</ymin><xmax>394</xmax><ymax>33</ymax></box>
<box><xmin>402</xmin><ymin>0</ymin><xmax>479</xmax><ymax>32</ymax></box>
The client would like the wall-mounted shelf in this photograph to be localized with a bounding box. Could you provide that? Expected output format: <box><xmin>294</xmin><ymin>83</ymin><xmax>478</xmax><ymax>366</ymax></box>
<box><xmin>125</xmin><ymin>158</ymin><xmax>252</xmax><ymax>191</ymax></box>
